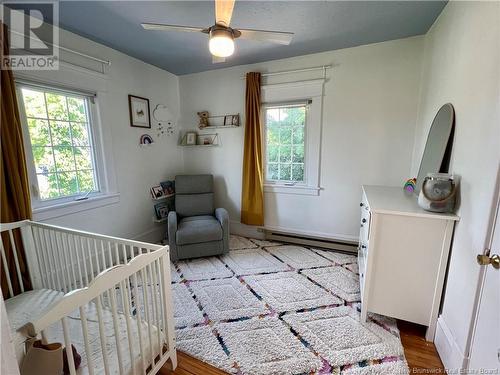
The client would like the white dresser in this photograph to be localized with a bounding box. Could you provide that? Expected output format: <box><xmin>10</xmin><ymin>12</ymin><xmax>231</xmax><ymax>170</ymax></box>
<box><xmin>358</xmin><ymin>185</ymin><xmax>459</xmax><ymax>341</ymax></box>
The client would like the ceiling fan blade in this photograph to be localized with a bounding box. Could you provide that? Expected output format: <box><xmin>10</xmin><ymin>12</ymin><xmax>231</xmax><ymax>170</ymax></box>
<box><xmin>141</xmin><ymin>23</ymin><xmax>205</xmax><ymax>33</ymax></box>
<box><xmin>212</xmin><ymin>55</ymin><xmax>226</xmax><ymax>64</ymax></box>
<box><xmin>215</xmin><ymin>0</ymin><xmax>235</xmax><ymax>27</ymax></box>
<box><xmin>238</xmin><ymin>28</ymin><xmax>294</xmax><ymax>45</ymax></box>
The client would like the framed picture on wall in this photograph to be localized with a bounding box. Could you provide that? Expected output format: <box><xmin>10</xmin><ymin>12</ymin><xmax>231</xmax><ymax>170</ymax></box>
<box><xmin>128</xmin><ymin>95</ymin><xmax>151</xmax><ymax>128</ymax></box>
<box><xmin>231</xmin><ymin>114</ymin><xmax>240</xmax><ymax>126</ymax></box>
<box><xmin>186</xmin><ymin>132</ymin><xmax>197</xmax><ymax>145</ymax></box>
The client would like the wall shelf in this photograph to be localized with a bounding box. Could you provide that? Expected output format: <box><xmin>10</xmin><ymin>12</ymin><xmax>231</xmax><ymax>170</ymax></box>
<box><xmin>152</xmin><ymin>194</ymin><xmax>175</xmax><ymax>201</ymax></box>
<box><xmin>198</xmin><ymin>113</ymin><xmax>240</xmax><ymax>128</ymax></box>
<box><xmin>199</xmin><ymin>125</ymin><xmax>239</xmax><ymax>130</ymax></box>
<box><xmin>180</xmin><ymin>133</ymin><xmax>220</xmax><ymax>147</ymax></box>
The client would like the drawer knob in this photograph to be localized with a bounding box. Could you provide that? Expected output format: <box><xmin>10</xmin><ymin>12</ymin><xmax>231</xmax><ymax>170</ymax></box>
<box><xmin>361</xmin><ymin>218</ymin><xmax>367</xmax><ymax>224</ymax></box>
<box><xmin>361</xmin><ymin>245</ymin><xmax>366</xmax><ymax>249</ymax></box>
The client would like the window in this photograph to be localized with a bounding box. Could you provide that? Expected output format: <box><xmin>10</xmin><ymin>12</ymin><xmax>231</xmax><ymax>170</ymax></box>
<box><xmin>261</xmin><ymin>79</ymin><xmax>324</xmax><ymax>195</ymax></box>
<box><xmin>264</xmin><ymin>104</ymin><xmax>307</xmax><ymax>183</ymax></box>
<box><xmin>18</xmin><ymin>84</ymin><xmax>99</xmax><ymax>203</ymax></box>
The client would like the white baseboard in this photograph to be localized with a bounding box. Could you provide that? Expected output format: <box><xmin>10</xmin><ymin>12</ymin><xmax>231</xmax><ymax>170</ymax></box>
<box><xmin>263</xmin><ymin>225</ymin><xmax>359</xmax><ymax>243</ymax></box>
<box><xmin>435</xmin><ymin>315</ymin><xmax>467</xmax><ymax>370</ymax></box>
<box><xmin>230</xmin><ymin>220</ymin><xmax>265</xmax><ymax>239</ymax></box>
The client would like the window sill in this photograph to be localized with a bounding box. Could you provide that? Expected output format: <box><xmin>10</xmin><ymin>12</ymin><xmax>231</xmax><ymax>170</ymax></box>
<box><xmin>264</xmin><ymin>184</ymin><xmax>321</xmax><ymax>196</ymax></box>
<box><xmin>32</xmin><ymin>192</ymin><xmax>120</xmax><ymax>221</ymax></box>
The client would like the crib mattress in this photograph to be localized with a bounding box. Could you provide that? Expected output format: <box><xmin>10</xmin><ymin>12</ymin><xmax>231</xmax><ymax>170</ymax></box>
<box><xmin>6</xmin><ymin>289</ymin><xmax>165</xmax><ymax>375</ymax></box>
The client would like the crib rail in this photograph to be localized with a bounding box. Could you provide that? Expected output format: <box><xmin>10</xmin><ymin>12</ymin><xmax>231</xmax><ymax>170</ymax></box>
<box><xmin>26</xmin><ymin>249</ymin><xmax>175</xmax><ymax>375</ymax></box>
<box><xmin>0</xmin><ymin>220</ymin><xmax>164</xmax><ymax>296</ymax></box>
<box><xmin>0</xmin><ymin>220</ymin><xmax>177</xmax><ymax>375</ymax></box>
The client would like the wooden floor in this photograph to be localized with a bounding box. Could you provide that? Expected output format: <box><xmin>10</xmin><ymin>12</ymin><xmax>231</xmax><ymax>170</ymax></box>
<box><xmin>161</xmin><ymin>321</ymin><xmax>444</xmax><ymax>374</ymax></box>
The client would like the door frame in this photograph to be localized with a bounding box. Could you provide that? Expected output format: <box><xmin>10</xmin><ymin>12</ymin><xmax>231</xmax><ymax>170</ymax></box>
<box><xmin>464</xmin><ymin>163</ymin><xmax>500</xmax><ymax>368</ymax></box>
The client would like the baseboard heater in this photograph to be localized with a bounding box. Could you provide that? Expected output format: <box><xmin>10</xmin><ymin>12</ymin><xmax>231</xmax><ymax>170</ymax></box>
<box><xmin>262</xmin><ymin>228</ymin><xmax>358</xmax><ymax>254</ymax></box>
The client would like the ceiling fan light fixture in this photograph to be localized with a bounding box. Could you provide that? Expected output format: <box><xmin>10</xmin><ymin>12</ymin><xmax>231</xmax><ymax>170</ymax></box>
<box><xmin>209</xmin><ymin>28</ymin><xmax>234</xmax><ymax>57</ymax></box>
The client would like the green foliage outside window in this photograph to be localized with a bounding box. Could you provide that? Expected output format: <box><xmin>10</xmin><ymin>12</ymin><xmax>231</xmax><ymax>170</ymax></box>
<box><xmin>265</xmin><ymin>106</ymin><xmax>306</xmax><ymax>182</ymax></box>
<box><xmin>21</xmin><ymin>87</ymin><xmax>97</xmax><ymax>200</ymax></box>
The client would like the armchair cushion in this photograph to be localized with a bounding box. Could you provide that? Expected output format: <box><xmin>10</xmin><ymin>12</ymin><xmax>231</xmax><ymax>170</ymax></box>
<box><xmin>175</xmin><ymin>174</ymin><xmax>215</xmax><ymax>217</ymax></box>
<box><xmin>176</xmin><ymin>175</ymin><xmax>213</xmax><ymax>194</ymax></box>
<box><xmin>176</xmin><ymin>193</ymin><xmax>214</xmax><ymax>217</ymax></box>
<box><xmin>176</xmin><ymin>215</ymin><xmax>223</xmax><ymax>245</ymax></box>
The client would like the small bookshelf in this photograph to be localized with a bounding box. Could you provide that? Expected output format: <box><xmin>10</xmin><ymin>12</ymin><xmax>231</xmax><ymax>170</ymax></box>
<box><xmin>150</xmin><ymin>180</ymin><xmax>175</xmax><ymax>223</ymax></box>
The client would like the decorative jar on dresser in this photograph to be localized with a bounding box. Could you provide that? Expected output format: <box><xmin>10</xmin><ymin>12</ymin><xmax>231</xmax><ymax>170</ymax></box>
<box><xmin>358</xmin><ymin>185</ymin><xmax>459</xmax><ymax>341</ymax></box>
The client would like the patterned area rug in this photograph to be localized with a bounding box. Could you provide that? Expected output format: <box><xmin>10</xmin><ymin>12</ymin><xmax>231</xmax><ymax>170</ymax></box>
<box><xmin>171</xmin><ymin>235</ymin><xmax>409</xmax><ymax>374</ymax></box>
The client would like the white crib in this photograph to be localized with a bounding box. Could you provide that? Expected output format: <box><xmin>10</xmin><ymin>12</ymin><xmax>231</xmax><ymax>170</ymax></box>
<box><xmin>0</xmin><ymin>220</ymin><xmax>177</xmax><ymax>375</ymax></box>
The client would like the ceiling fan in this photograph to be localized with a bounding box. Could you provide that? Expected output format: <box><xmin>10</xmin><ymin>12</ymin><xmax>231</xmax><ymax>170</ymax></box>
<box><xmin>141</xmin><ymin>0</ymin><xmax>294</xmax><ymax>63</ymax></box>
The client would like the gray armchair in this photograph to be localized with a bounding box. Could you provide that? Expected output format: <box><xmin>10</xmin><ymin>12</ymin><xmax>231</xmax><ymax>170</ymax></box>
<box><xmin>168</xmin><ymin>175</ymin><xmax>229</xmax><ymax>261</ymax></box>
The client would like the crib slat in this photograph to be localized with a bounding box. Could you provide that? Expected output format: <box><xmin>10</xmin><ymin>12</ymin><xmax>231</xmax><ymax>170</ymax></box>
<box><xmin>156</xmin><ymin>258</ymin><xmax>167</xmax><ymax>335</ymax></box>
<box><xmin>64</xmin><ymin>233</ymin><xmax>78</xmax><ymax>290</ymax></box>
<box><xmin>101</xmin><ymin>241</ymin><xmax>112</xmax><ymax>308</ymax></box>
<box><xmin>100</xmin><ymin>240</ymin><xmax>108</xmax><ymax>272</ymax></box>
<box><xmin>121</xmin><ymin>243</ymin><xmax>128</xmax><ymax>264</ymax></box>
<box><xmin>148</xmin><ymin>261</ymin><xmax>162</xmax><ymax>357</ymax></box>
<box><xmin>120</xmin><ymin>279</ymin><xmax>136</xmax><ymax>375</ymax></box>
<box><xmin>107</xmin><ymin>242</ymin><xmax>113</xmax><ymax>268</ymax></box>
<box><xmin>140</xmin><ymin>268</ymin><xmax>154</xmax><ymax>366</ymax></box>
<box><xmin>40</xmin><ymin>229</ymin><xmax>52</xmax><ymax>289</ymax></box>
<box><xmin>79</xmin><ymin>306</ymin><xmax>95</xmax><ymax>375</ymax></box>
<box><xmin>160</xmin><ymin>255</ymin><xmax>176</xmax><ymax>356</ymax></box>
<box><xmin>132</xmin><ymin>273</ymin><xmax>146</xmax><ymax>373</ymax></box>
<box><xmin>91</xmin><ymin>238</ymin><xmax>104</xmax><ymax>305</ymax></box>
<box><xmin>0</xmin><ymin>239</ymin><xmax>14</xmax><ymax>298</ymax></box>
<box><xmin>32</xmin><ymin>227</ymin><xmax>49</xmax><ymax>289</ymax></box>
<box><xmin>48</xmin><ymin>230</ymin><xmax>63</xmax><ymax>292</ymax></box>
<box><xmin>61</xmin><ymin>317</ymin><xmax>77</xmax><ymax>375</ymax></box>
<box><xmin>73</xmin><ymin>235</ymin><xmax>85</xmax><ymax>288</ymax></box>
<box><xmin>8</xmin><ymin>230</ymin><xmax>24</xmax><ymax>293</ymax></box>
<box><xmin>57</xmin><ymin>232</ymin><xmax>72</xmax><ymax>292</ymax></box>
<box><xmin>54</xmin><ymin>232</ymin><xmax>68</xmax><ymax>293</ymax></box>
<box><xmin>109</xmin><ymin>286</ymin><xmax>125</xmax><ymax>375</ymax></box>
<box><xmin>114</xmin><ymin>243</ymin><xmax>120</xmax><ymax>266</ymax></box>
<box><xmin>41</xmin><ymin>229</ymin><xmax>56</xmax><ymax>290</ymax></box>
<box><xmin>93</xmin><ymin>238</ymin><xmax>101</xmax><ymax>274</ymax></box>
<box><xmin>79</xmin><ymin>237</ymin><xmax>90</xmax><ymax>286</ymax></box>
<box><xmin>86</xmin><ymin>238</ymin><xmax>95</xmax><ymax>282</ymax></box>
<box><xmin>95</xmin><ymin>297</ymin><xmax>111</xmax><ymax>375</ymax></box>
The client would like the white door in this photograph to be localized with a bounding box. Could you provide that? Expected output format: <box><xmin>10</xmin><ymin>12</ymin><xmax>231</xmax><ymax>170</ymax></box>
<box><xmin>469</xmin><ymin>176</ymin><xmax>500</xmax><ymax>370</ymax></box>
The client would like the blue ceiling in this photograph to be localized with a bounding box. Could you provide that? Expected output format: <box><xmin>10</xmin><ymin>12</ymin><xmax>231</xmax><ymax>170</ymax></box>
<box><xmin>53</xmin><ymin>1</ymin><xmax>446</xmax><ymax>75</ymax></box>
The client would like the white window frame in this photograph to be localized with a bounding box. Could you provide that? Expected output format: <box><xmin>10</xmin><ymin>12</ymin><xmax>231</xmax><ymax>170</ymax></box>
<box><xmin>16</xmin><ymin>80</ymin><xmax>119</xmax><ymax>220</ymax></box>
<box><xmin>263</xmin><ymin>102</ymin><xmax>309</xmax><ymax>185</ymax></box>
<box><xmin>261</xmin><ymin>79</ymin><xmax>324</xmax><ymax>196</ymax></box>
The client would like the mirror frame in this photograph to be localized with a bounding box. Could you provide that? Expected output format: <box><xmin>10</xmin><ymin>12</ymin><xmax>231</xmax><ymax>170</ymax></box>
<box><xmin>415</xmin><ymin>103</ymin><xmax>455</xmax><ymax>193</ymax></box>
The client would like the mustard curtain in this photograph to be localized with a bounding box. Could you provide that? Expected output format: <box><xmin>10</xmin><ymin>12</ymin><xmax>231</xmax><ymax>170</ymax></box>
<box><xmin>241</xmin><ymin>72</ymin><xmax>264</xmax><ymax>225</ymax></box>
<box><xmin>1</xmin><ymin>23</ymin><xmax>33</xmax><ymax>297</ymax></box>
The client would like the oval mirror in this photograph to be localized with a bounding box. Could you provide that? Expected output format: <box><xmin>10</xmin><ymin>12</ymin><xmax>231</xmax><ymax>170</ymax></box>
<box><xmin>415</xmin><ymin>103</ymin><xmax>455</xmax><ymax>193</ymax></box>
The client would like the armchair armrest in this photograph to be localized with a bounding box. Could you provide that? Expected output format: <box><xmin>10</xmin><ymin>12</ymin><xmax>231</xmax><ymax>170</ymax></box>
<box><xmin>167</xmin><ymin>211</ymin><xmax>178</xmax><ymax>261</ymax></box>
<box><xmin>215</xmin><ymin>208</ymin><xmax>229</xmax><ymax>254</ymax></box>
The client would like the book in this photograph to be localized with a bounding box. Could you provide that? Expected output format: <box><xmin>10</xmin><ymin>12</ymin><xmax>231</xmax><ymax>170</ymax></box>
<box><xmin>160</xmin><ymin>180</ymin><xmax>175</xmax><ymax>196</ymax></box>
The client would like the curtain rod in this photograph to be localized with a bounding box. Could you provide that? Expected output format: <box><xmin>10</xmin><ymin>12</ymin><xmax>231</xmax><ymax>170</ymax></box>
<box><xmin>9</xmin><ymin>29</ymin><xmax>111</xmax><ymax>66</ymax></box>
<box><xmin>241</xmin><ymin>65</ymin><xmax>332</xmax><ymax>79</ymax></box>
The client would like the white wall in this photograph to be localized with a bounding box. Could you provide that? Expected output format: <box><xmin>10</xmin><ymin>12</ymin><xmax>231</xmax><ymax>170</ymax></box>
<box><xmin>179</xmin><ymin>37</ymin><xmax>424</xmax><ymax>240</ymax></box>
<box><xmin>410</xmin><ymin>1</ymin><xmax>500</xmax><ymax>369</ymax></box>
<box><xmin>17</xmin><ymin>25</ymin><xmax>183</xmax><ymax>242</ymax></box>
